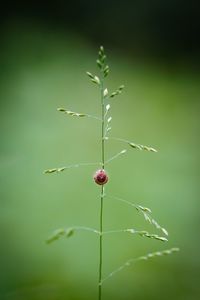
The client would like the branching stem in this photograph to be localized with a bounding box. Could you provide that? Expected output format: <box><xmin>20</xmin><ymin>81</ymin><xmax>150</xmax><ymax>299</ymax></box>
<box><xmin>98</xmin><ymin>70</ymin><xmax>105</xmax><ymax>300</ymax></box>
<box><xmin>101</xmin><ymin>247</ymin><xmax>179</xmax><ymax>285</ymax></box>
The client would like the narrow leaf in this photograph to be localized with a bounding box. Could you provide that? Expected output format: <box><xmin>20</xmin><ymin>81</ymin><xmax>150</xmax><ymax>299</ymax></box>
<box><xmin>57</xmin><ymin>108</ymin><xmax>86</xmax><ymax>117</ymax></box>
<box><xmin>46</xmin><ymin>228</ymin><xmax>65</xmax><ymax>244</ymax></box>
<box><xmin>103</xmin><ymin>65</ymin><xmax>109</xmax><ymax>77</ymax></box>
<box><xmin>90</xmin><ymin>76</ymin><xmax>100</xmax><ymax>85</ymax></box>
<box><xmin>46</xmin><ymin>228</ymin><xmax>74</xmax><ymax>244</ymax></box>
<box><xmin>119</xmin><ymin>85</ymin><xmax>125</xmax><ymax>90</ymax></box>
<box><xmin>66</xmin><ymin>228</ymin><xmax>74</xmax><ymax>237</ymax></box>
<box><xmin>137</xmin><ymin>205</ymin><xmax>152</xmax><ymax>213</ymax></box>
<box><xmin>129</xmin><ymin>142</ymin><xmax>142</xmax><ymax>150</ymax></box>
<box><xmin>128</xmin><ymin>142</ymin><xmax>157</xmax><ymax>152</ymax></box>
<box><xmin>44</xmin><ymin>167</ymin><xmax>66</xmax><ymax>174</ymax></box>
<box><xmin>94</xmin><ymin>76</ymin><xmax>100</xmax><ymax>84</ymax></box>
<box><xmin>110</xmin><ymin>85</ymin><xmax>124</xmax><ymax>98</ymax></box>
<box><xmin>86</xmin><ymin>71</ymin><xmax>94</xmax><ymax>79</ymax></box>
<box><xmin>103</xmin><ymin>88</ymin><xmax>108</xmax><ymax>97</ymax></box>
<box><xmin>101</xmin><ymin>55</ymin><xmax>106</xmax><ymax>63</ymax></box>
<box><xmin>110</xmin><ymin>92</ymin><xmax>117</xmax><ymax>98</ymax></box>
<box><xmin>128</xmin><ymin>229</ymin><xmax>168</xmax><ymax>242</ymax></box>
<box><xmin>96</xmin><ymin>59</ymin><xmax>102</xmax><ymax>69</ymax></box>
<box><xmin>100</xmin><ymin>46</ymin><xmax>104</xmax><ymax>53</ymax></box>
<box><xmin>44</xmin><ymin>168</ymin><xmax>58</xmax><ymax>174</ymax></box>
<box><xmin>106</xmin><ymin>104</ymin><xmax>110</xmax><ymax>111</ymax></box>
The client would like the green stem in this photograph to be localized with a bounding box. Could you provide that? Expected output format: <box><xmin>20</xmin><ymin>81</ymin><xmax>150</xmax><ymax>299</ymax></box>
<box><xmin>101</xmin><ymin>84</ymin><xmax>105</xmax><ymax>169</ymax></box>
<box><xmin>98</xmin><ymin>185</ymin><xmax>104</xmax><ymax>300</ymax></box>
<box><xmin>98</xmin><ymin>75</ymin><xmax>105</xmax><ymax>300</ymax></box>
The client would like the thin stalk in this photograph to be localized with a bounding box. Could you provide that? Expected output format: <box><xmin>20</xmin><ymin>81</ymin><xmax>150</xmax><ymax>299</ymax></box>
<box><xmin>99</xmin><ymin>185</ymin><xmax>104</xmax><ymax>300</ymax></box>
<box><xmin>101</xmin><ymin>81</ymin><xmax>105</xmax><ymax>169</ymax></box>
<box><xmin>98</xmin><ymin>75</ymin><xmax>105</xmax><ymax>300</ymax></box>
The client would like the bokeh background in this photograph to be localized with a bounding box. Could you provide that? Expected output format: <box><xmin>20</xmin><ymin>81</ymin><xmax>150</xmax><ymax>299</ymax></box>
<box><xmin>0</xmin><ymin>1</ymin><xmax>200</xmax><ymax>299</ymax></box>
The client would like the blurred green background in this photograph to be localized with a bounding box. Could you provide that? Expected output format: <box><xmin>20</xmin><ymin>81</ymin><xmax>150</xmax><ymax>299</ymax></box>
<box><xmin>0</xmin><ymin>1</ymin><xmax>200</xmax><ymax>299</ymax></box>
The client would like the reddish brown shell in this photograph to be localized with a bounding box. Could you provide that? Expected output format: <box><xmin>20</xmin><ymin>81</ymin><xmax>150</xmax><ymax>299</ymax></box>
<box><xmin>94</xmin><ymin>169</ymin><xmax>108</xmax><ymax>185</ymax></box>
